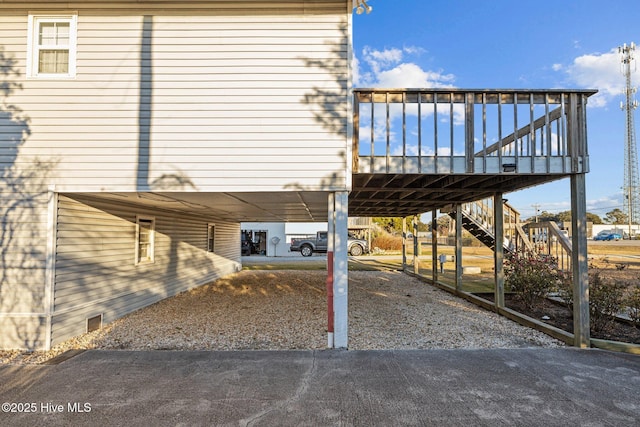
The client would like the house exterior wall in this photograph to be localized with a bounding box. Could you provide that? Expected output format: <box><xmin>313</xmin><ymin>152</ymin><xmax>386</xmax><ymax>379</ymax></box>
<box><xmin>1</xmin><ymin>1</ymin><xmax>350</xmax><ymax>193</ymax></box>
<box><xmin>50</xmin><ymin>194</ymin><xmax>241</xmax><ymax>347</ymax></box>
<box><xmin>0</xmin><ymin>179</ymin><xmax>51</xmax><ymax>350</ymax></box>
<box><xmin>0</xmin><ymin>0</ymin><xmax>351</xmax><ymax>349</ymax></box>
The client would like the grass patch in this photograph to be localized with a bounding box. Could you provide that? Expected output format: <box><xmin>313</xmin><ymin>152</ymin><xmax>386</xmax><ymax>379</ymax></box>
<box><xmin>242</xmin><ymin>242</ymin><xmax>640</xmax><ymax>290</ymax></box>
<box><xmin>242</xmin><ymin>257</ymin><xmax>404</xmax><ymax>272</ymax></box>
<box><xmin>428</xmin><ymin>270</ymin><xmax>496</xmax><ymax>294</ymax></box>
<box><xmin>588</xmin><ymin>242</ymin><xmax>640</xmax><ymax>256</ymax></box>
<box><xmin>243</xmin><ymin>261</ymin><xmax>326</xmax><ymax>271</ymax></box>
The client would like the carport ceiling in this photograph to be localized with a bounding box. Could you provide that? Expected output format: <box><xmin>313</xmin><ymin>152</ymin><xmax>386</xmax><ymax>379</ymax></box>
<box><xmin>80</xmin><ymin>172</ymin><xmax>565</xmax><ymax>222</ymax></box>
<box><xmin>80</xmin><ymin>191</ymin><xmax>331</xmax><ymax>222</ymax></box>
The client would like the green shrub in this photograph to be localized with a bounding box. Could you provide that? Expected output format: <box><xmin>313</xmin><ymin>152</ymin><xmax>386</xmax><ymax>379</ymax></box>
<box><xmin>558</xmin><ymin>269</ymin><xmax>626</xmax><ymax>333</ymax></box>
<box><xmin>505</xmin><ymin>251</ymin><xmax>559</xmax><ymax>311</ymax></box>
<box><xmin>625</xmin><ymin>285</ymin><xmax>640</xmax><ymax>329</ymax></box>
<box><xmin>588</xmin><ymin>271</ymin><xmax>625</xmax><ymax>333</ymax></box>
<box><xmin>556</xmin><ymin>270</ymin><xmax>574</xmax><ymax>309</ymax></box>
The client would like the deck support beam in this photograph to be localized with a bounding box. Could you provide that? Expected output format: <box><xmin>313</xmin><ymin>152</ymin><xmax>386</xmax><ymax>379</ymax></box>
<box><xmin>413</xmin><ymin>215</ymin><xmax>419</xmax><ymax>275</ymax></box>
<box><xmin>402</xmin><ymin>217</ymin><xmax>407</xmax><ymax>269</ymax></box>
<box><xmin>570</xmin><ymin>174</ymin><xmax>590</xmax><ymax>347</ymax></box>
<box><xmin>455</xmin><ymin>204</ymin><xmax>463</xmax><ymax>291</ymax></box>
<box><xmin>493</xmin><ymin>193</ymin><xmax>505</xmax><ymax>308</ymax></box>
<box><xmin>432</xmin><ymin>210</ymin><xmax>438</xmax><ymax>284</ymax></box>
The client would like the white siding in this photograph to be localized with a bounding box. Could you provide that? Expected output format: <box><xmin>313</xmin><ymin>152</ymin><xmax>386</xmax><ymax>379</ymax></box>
<box><xmin>1</xmin><ymin>1</ymin><xmax>350</xmax><ymax>193</ymax></box>
<box><xmin>0</xmin><ymin>164</ymin><xmax>50</xmax><ymax>349</ymax></box>
<box><xmin>51</xmin><ymin>194</ymin><xmax>241</xmax><ymax>346</ymax></box>
<box><xmin>0</xmin><ymin>0</ymin><xmax>351</xmax><ymax>349</ymax></box>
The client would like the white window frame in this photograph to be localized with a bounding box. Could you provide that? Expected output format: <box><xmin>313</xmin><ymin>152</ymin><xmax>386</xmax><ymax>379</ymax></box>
<box><xmin>207</xmin><ymin>223</ymin><xmax>216</xmax><ymax>253</ymax></box>
<box><xmin>135</xmin><ymin>216</ymin><xmax>155</xmax><ymax>265</ymax></box>
<box><xmin>27</xmin><ymin>13</ymin><xmax>78</xmax><ymax>78</ymax></box>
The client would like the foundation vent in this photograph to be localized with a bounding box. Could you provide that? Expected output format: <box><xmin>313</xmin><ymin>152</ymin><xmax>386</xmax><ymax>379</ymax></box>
<box><xmin>86</xmin><ymin>314</ymin><xmax>103</xmax><ymax>333</ymax></box>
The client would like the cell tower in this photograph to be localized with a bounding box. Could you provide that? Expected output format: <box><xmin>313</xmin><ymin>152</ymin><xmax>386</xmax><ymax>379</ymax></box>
<box><xmin>620</xmin><ymin>42</ymin><xmax>640</xmax><ymax>225</ymax></box>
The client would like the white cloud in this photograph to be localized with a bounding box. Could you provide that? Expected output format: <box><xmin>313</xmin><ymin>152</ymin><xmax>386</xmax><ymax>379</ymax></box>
<box><xmin>376</xmin><ymin>62</ymin><xmax>455</xmax><ymax>88</ymax></box>
<box><xmin>362</xmin><ymin>46</ymin><xmax>403</xmax><ymax>75</ymax></box>
<box><xmin>561</xmin><ymin>48</ymin><xmax>638</xmax><ymax>108</ymax></box>
<box><xmin>352</xmin><ymin>56</ymin><xmax>362</xmax><ymax>86</ymax></box>
<box><xmin>354</xmin><ymin>45</ymin><xmax>464</xmax><ymax>150</ymax></box>
<box><xmin>586</xmin><ymin>194</ymin><xmax>623</xmax><ymax>214</ymax></box>
<box><xmin>356</xmin><ymin>46</ymin><xmax>455</xmax><ymax>89</ymax></box>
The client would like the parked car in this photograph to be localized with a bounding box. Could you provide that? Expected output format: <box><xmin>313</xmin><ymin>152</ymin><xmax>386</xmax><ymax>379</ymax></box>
<box><xmin>290</xmin><ymin>231</ymin><xmax>369</xmax><ymax>257</ymax></box>
<box><xmin>593</xmin><ymin>232</ymin><xmax>622</xmax><ymax>241</ymax></box>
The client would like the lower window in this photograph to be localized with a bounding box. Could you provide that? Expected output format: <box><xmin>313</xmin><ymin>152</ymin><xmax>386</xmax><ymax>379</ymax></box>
<box><xmin>136</xmin><ymin>216</ymin><xmax>155</xmax><ymax>264</ymax></box>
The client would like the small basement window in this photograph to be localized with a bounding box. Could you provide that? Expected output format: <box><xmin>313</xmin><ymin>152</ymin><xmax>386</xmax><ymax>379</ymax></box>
<box><xmin>207</xmin><ymin>224</ymin><xmax>215</xmax><ymax>253</ymax></box>
<box><xmin>136</xmin><ymin>216</ymin><xmax>155</xmax><ymax>264</ymax></box>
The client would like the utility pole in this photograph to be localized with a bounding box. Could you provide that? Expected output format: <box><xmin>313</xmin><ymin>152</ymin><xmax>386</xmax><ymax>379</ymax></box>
<box><xmin>620</xmin><ymin>42</ymin><xmax>639</xmax><ymax>238</ymax></box>
<box><xmin>531</xmin><ymin>203</ymin><xmax>541</xmax><ymax>222</ymax></box>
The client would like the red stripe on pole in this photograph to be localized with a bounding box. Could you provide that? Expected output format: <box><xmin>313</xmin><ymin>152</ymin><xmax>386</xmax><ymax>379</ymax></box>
<box><xmin>326</xmin><ymin>251</ymin><xmax>334</xmax><ymax>333</ymax></box>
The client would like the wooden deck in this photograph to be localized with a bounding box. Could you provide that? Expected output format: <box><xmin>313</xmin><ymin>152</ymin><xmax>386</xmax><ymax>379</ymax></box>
<box><xmin>349</xmin><ymin>89</ymin><xmax>596</xmax><ymax>216</ymax></box>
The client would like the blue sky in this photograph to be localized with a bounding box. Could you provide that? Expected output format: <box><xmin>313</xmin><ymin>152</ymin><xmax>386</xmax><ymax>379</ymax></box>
<box><xmin>352</xmin><ymin>0</ymin><xmax>640</xmax><ymax>221</ymax></box>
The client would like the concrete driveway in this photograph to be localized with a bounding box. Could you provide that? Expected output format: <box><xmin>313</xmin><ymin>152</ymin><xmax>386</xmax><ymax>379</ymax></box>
<box><xmin>1</xmin><ymin>348</ymin><xmax>638</xmax><ymax>426</ymax></box>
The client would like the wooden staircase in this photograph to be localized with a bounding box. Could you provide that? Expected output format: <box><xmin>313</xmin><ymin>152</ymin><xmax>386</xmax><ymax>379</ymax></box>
<box><xmin>446</xmin><ymin>199</ymin><xmax>520</xmax><ymax>253</ymax></box>
<box><xmin>447</xmin><ymin>198</ymin><xmax>573</xmax><ymax>270</ymax></box>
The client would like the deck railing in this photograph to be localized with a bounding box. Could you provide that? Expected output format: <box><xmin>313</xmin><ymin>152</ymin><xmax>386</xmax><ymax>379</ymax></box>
<box><xmin>353</xmin><ymin>89</ymin><xmax>595</xmax><ymax>175</ymax></box>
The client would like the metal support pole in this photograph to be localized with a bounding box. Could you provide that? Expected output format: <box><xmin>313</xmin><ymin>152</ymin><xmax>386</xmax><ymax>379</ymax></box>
<box><xmin>455</xmin><ymin>204</ymin><xmax>463</xmax><ymax>291</ymax></box>
<box><xmin>333</xmin><ymin>191</ymin><xmax>349</xmax><ymax>349</ymax></box>
<box><xmin>326</xmin><ymin>193</ymin><xmax>335</xmax><ymax>348</ymax></box>
<box><xmin>571</xmin><ymin>174</ymin><xmax>590</xmax><ymax>347</ymax></box>
<box><xmin>494</xmin><ymin>193</ymin><xmax>505</xmax><ymax>308</ymax></box>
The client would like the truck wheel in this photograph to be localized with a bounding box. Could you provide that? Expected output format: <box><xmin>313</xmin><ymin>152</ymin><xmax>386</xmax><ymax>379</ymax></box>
<box><xmin>349</xmin><ymin>244</ymin><xmax>363</xmax><ymax>256</ymax></box>
<box><xmin>300</xmin><ymin>245</ymin><xmax>313</xmax><ymax>257</ymax></box>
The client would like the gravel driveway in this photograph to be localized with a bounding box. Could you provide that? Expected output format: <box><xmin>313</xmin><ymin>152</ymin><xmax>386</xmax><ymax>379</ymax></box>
<box><xmin>0</xmin><ymin>270</ymin><xmax>563</xmax><ymax>364</ymax></box>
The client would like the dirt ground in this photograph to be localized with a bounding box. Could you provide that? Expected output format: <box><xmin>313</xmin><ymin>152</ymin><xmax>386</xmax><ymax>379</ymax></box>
<box><xmin>505</xmin><ymin>295</ymin><xmax>640</xmax><ymax>344</ymax></box>
<box><xmin>503</xmin><ymin>252</ymin><xmax>640</xmax><ymax>344</ymax></box>
<box><xmin>0</xmin><ymin>270</ymin><xmax>563</xmax><ymax>365</ymax></box>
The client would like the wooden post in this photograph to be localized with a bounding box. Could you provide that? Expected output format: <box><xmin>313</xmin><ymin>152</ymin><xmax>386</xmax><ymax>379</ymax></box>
<box><xmin>402</xmin><ymin>217</ymin><xmax>407</xmax><ymax>270</ymax></box>
<box><xmin>455</xmin><ymin>204</ymin><xmax>463</xmax><ymax>291</ymax></box>
<box><xmin>571</xmin><ymin>174</ymin><xmax>590</xmax><ymax>347</ymax></box>
<box><xmin>465</xmin><ymin>92</ymin><xmax>475</xmax><ymax>173</ymax></box>
<box><xmin>432</xmin><ymin>210</ymin><xmax>438</xmax><ymax>284</ymax></box>
<box><xmin>494</xmin><ymin>193</ymin><xmax>505</xmax><ymax>308</ymax></box>
<box><xmin>413</xmin><ymin>214</ymin><xmax>419</xmax><ymax>275</ymax></box>
<box><xmin>568</xmin><ymin>92</ymin><xmax>590</xmax><ymax>348</ymax></box>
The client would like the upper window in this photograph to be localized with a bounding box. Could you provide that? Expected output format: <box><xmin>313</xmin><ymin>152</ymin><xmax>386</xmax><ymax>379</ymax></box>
<box><xmin>27</xmin><ymin>14</ymin><xmax>77</xmax><ymax>78</ymax></box>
